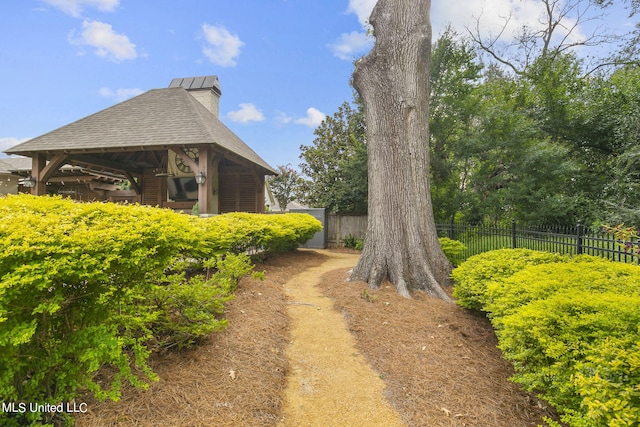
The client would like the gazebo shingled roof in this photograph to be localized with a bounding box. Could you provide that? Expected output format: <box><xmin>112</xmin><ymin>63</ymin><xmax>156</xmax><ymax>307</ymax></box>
<box><xmin>3</xmin><ymin>76</ymin><xmax>276</xmax><ymax>214</ymax></box>
<box><xmin>5</xmin><ymin>87</ymin><xmax>276</xmax><ymax>175</ymax></box>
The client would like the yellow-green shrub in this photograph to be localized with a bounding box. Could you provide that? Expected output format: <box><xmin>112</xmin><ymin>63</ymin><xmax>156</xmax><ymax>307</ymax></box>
<box><xmin>0</xmin><ymin>195</ymin><xmax>317</xmax><ymax>425</ymax></box>
<box><xmin>498</xmin><ymin>292</ymin><xmax>640</xmax><ymax>421</ymax></box>
<box><xmin>484</xmin><ymin>255</ymin><xmax>640</xmax><ymax>322</ymax></box>
<box><xmin>451</xmin><ymin>249</ymin><xmax>567</xmax><ymax>310</ymax></box>
<box><xmin>438</xmin><ymin>237</ymin><xmax>466</xmax><ymax>266</ymax></box>
<box><xmin>190</xmin><ymin>212</ymin><xmax>322</xmax><ymax>257</ymax></box>
<box><xmin>452</xmin><ymin>248</ymin><xmax>640</xmax><ymax>427</ymax></box>
<box><xmin>151</xmin><ymin>253</ymin><xmax>256</xmax><ymax>350</ymax></box>
<box><xmin>573</xmin><ymin>333</ymin><xmax>640</xmax><ymax>427</ymax></box>
<box><xmin>0</xmin><ymin>195</ymin><xmax>195</xmax><ymax>424</ymax></box>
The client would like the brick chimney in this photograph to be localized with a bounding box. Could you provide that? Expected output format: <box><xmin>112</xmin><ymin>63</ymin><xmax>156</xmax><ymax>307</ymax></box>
<box><xmin>168</xmin><ymin>76</ymin><xmax>222</xmax><ymax>117</ymax></box>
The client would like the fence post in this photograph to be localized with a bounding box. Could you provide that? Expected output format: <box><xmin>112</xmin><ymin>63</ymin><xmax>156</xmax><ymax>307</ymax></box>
<box><xmin>576</xmin><ymin>221</ymin><xmax>584</xmax><ymax>255</ymax></box>
<box><xmin>449</xmin><ymin>218</ymin><xmax>454</xmax><ymax>240</ymax></box>
<box><xmin>512</xmin><ymin>219</ymin><xmax>517</xmax><ymax>249</ymax></box>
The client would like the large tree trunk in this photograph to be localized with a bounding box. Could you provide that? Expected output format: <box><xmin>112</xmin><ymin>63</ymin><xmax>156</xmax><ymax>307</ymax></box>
<box><xmin>350</xmin><ymin>0</ymin><xmax>452</xmax><ymax>300</ymax></box>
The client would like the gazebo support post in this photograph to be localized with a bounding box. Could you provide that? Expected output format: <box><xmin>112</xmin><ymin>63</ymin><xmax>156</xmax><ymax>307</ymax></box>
<box><xmin>197</xmin><ymin>146</ymin><xmax>216</xmax><ymax>215</ymax></box>
<box><xmin>31</xmin><ymin>154</ymin><xmax>47</xmax><ymax>195</ymax></box>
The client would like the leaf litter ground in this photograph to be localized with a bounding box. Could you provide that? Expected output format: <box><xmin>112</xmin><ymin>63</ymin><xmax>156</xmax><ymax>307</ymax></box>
<box><xmin>76</xmin><ymin>249</ymin><xmax>559</xmax><ymax>426</ymax></box>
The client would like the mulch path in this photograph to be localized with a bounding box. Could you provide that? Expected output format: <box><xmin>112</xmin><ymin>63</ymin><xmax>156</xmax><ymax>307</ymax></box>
<box><xmin>75</xmin><ymin>249</ymin><xmax>559</xmax><ymax>426</ymax></box>
<box><xmin>318</xmin><ymin>261</ymin><xmax>558</xmax><ymax>426</ymax></box>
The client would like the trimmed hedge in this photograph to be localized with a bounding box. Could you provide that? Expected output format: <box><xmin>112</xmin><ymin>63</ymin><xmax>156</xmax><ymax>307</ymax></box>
<box><xmin>0</xmin><ymin>195</ymin><xmax>193</xmax><ymax>411</ymax></box>
<box><xmin>0</xmin><ymin>194</ymin><xmax>321</xmax><ymax>426</ymax></box>
<box><xmin>484</xmin><ymin>255</ymin><xmax>640</xmax><ymax>322</ymax></box>
<box><xmin>451</xmin><ymin>249</ymin><xmax>640</xmax><ymax>427</ymax></box>
<box><xmin>451</xmin><ymin>248</ymin><xmax>567</xmax><ymax>310</ymax></box>
<box><xmin>189</xmin><ymin>212</ymin><xmax>322</xmax><ymax>257</ymax></box>
<box><xmin>438</xmin><ymin>237</ymin><xmax>467</xmax><ymax>266</ymax></box>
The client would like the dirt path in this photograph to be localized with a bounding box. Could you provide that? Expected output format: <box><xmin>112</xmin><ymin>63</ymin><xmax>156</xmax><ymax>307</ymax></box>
<box><xmin>277</xmin><ymin>250</ymin><xmax>406</xmax><ymax>427</ymax></box>
<box><xmin>75</xmin><ymin>249</ymin><xmax>557</xmax><ymax>426</ymax></box>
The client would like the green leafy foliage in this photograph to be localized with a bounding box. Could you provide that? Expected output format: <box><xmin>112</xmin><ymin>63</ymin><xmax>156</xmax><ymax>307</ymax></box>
<box><xmin>267</xmin><ymin>164</ymin><xmax>304</xmax><ymax>212</ymax></box>
<box><xmin>299</xmin><ymin>99</ymin><xmax>368</xmax><ymax>213</ymax></box>
<box><xmin>343</xmin><ymin>234</ymin><xmax>364</xmax><ymax>250</ymax></box>
<box><xmin>429</xmin><ymin>26</ymin><xmax>482</xmax><ymax>223</ymax></box>
<box><xmin>437</xmin><ymin>237</ymin><xmax>467</xmax><ymax>266</ymax></box>
<box><xmin>0</xmin><ymin>194</ymin><xmax>319</xmax><ymax>425</ymax></box>
<box><xmin>498</xmin><ymin>291</ymin><xmax>640</xmax><ymax>426</ymax></box>
<box><xmin>152</xmin><ymin>275</ymin><xmax>230</xmax><ymax>350</ymax></box>
<box><xmin>189</xmin><ymin>212</ymin><xmax>322</xmax><ymax>257</ymax></box>
<box><xmin>572</xmin><ymin>333</ymin><xmax>640</xmax><ymax>427</ymax></box>
<box><xmin>0</xmin><ymin>195</ymin><xmax>193</xmax><ymax>408</ymax></box>
<box><xmin>572</xmin><ymin>67</ymin><xmax>640</xmax><ymax>225</ymax></box>
<box><xmin>451</xmin><ymin>249</ymin><xmax>566</xmax><ymax>310</ymax></box>
<box><xmin>484</xmin><ymin>255</ymin><xmax>640</xmax><ymax>322</ymax></box>
<box><xmin>452</xmin><ymin>249</ymin><xmax>640</xmax><ymax>426</ymax></box>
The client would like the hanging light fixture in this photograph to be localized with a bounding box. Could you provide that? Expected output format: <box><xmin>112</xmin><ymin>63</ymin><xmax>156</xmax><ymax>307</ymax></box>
<box><xmin>195</xmin><ymin>171</ymin><xmax>206</xmax><ymax>184</ymax></box>
<box><xmin>21</xmin><ymin>175</ymin><xmax>36</xmax><ymax>188</ymax></box>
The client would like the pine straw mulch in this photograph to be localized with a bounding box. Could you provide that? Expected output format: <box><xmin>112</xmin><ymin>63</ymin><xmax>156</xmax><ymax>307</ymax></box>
<box><xmin>75</xmin><ymin>250</ymin><xmax>327</xmax><ymax>427</ymax></box>
<box><xmin>75</xmin><ymin>249</ymin><xmax>560</xmax><ymax>426</ymax></box>
<box><xmin>318</xmin><ymin>258</ymin><xmax>560</xmax><ymax>427</ymax></box>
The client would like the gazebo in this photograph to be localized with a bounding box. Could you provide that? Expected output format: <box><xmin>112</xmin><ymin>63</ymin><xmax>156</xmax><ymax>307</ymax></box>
<box><xmin>4</xmin><ymin>76</ymin><xmax>276</xmax><ymax>215</ymax></box>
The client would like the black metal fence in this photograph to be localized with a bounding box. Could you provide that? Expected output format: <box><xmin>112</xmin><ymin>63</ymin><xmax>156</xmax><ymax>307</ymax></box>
<box><xmin>436</xmin><ymin>220</ymin><xmax>640</xmax><ymax>264</ymax></box>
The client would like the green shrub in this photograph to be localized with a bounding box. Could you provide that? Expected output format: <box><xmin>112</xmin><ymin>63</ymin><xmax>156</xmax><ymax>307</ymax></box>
<box><xmin>190</xmin><ymin>212</ymin><xmax>322</xmax><ymax>257</ymax></box>
<box><xmin>0</xmin><ymin>195</ymin><xmax>194</xmax><ymax>424</ymax></box>
<box><xmin>572</xmin><ymin>332</ymin><xmax>640</xmax><ymax>427</ymax></box>
<box><xmin>452</xmin><ymin>247</ymin><xmax>640</xmax><ymax>427</ymax></box>
<box><xmin>451</xmin><ymin>249</ymin><xmax>567</xmax><ymax>310</ymax></box>
<box><xmin>484</xmin><ymin>255</ymin><xmax>640</xmax><ymax>322</ymax></box>
<box><xmin>150</xmin><ymin>255</ymin><xmax>254</xmax><ymax>350</ymax></box>
<box><xmin>497</xmin><ymin>291</ymin><xmax>640</xmax><ymax>427</ymax></box>
<box><xmin>0</xmin><ymin>194</ymin><xmax>316</xmax><ymax>425</ymax></box>
<box><xmin>343</xmin><ymin>233</ymin><xmax>364</xmax><ymax>250</ymax></box>
<box><xmin>438</xmin><ymin>237</ymin><xmax>466</xmax><ymax>266</ymax></box>
<box><xmin>151</xmin><ymin>253</ymin><xmax>257</xmax><ymax>350</ymax></box>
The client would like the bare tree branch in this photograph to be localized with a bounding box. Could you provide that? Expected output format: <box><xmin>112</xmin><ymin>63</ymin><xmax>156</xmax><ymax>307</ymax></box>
<box><xmin>467</xmin><ymin>0</ymin><xmax>634</xmax><ymax>76</ymax></box>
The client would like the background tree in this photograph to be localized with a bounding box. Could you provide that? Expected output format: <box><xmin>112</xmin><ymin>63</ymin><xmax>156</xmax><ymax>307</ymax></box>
<box><xmin>429</xmin><ymin>26</ymin><xmax>482</xmax><ymax>223</ymax></box>
<box><xmin>350</xmin><ymin>0</ymin><xmax>452</xmax><ymax>300</ymax></box>
<box><xmin>463</xmin><ymin>54</ymin><xmax>584</xmax><ymax>224</ymax></box>
<box><xmin>427</xmin><ymin>30</ymin><xmax>584</xmax><ymax>225</ymax></box>
<box><xmin>469</xmin><ymin>0</ymin><xmax>635</xmax><ymax>76</ymax></box>
<box><xmin>299</xmin><ymin>100</ymin><xmax>367</xmax><ymax>213</ymax></box>
<box><xmin>267</xmin><ymin>164</ymin><xmax>303</xmax><ymax>212</ymax></box>
<box><xmin>299</xmin><ymin>7</ymin><xmax>640</xmax><ymax>234</ymax></box>
<box><xmin>571</xmin><ymin>65</ymin><xmax>640</xmax><ymax>224</ymax></box>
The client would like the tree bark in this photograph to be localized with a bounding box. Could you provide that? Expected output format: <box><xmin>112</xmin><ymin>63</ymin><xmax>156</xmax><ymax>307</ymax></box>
<box><xmin>350</xmin><ymin>0</ymin><xmax>452</xmax><ymax>300</ymax></box>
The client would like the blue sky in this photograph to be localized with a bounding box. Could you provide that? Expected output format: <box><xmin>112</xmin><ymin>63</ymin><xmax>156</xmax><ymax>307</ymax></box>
<box><xmin>0</xmin><ymin>0</ymin><xmax>635</xmax><ymax>170</ymax></box>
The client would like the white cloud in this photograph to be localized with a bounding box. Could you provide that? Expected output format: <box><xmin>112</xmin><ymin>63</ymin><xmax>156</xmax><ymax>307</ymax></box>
<box><xmin>0</xmin><ymin>137</ymin><xmax>30</xmax><ymax>152</ymax></box>
<box><xmin>329</xmin><ymin>30</ymin><xmax>372</xmax><ymax>60</ymax></box>
<box><xmin>275</xmin><ymin>112</ymin><xmax>293</xmax><ymax>125</ymax></box>
<box><xmin>330</xmin><ymin>0</ymin><xmax>376</xmax><ymax>61</ymax></box>
<box><xmin>202</xmin><ymin>23</ymin><xmax>244</xmax><ymax>67</ymax></box>
<box><xmin>341</xmin><ymin>0</ymin><xmax>587</xmax><ymax>53</ymax></box>
<box><xmin>71</xmin><ymin>20</ymin><xmax>137</xmax><ymax>61</ymax></box>
<box><xmin>432</xmin><ymin>0</ymin><xmax>585</xmax><ymax>46</ymax></box>
<box><xmin>99</xmin><ymin>87</ymin><xmax>144</xmax><ymax>102</ymax></box>
<box><xmin>346</xmin><ymin>0</ymin><xmax>376</xmax><ymax>27</ymax></box>
<box><xmin>227</xmin><ymin>103</ymin><xmax>265</xmax><ymax>124</ymax></box>
<box><xmin>43</xmin><ymin>0</ymin><xmax>119</xmax><ymax>18</ymax></box>
<box><xmin>294</xmin><ymin>108</ymin><xmax>326</xmax><ymax>128</ymax></box>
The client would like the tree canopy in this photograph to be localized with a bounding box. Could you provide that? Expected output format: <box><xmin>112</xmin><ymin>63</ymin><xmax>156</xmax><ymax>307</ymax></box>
<box><xmin>300</xmin><ymin>7</ymin><xmax>640</xmax><ymax>227</ymax></box>
<box><xmin>267</xmin><ymin>164</ymin><xmax>303</xmax><ymax>212</ymax></box>
<box><xmin>299</xmin><ymin>100</ymin><xmax>367</xmax><ymax>213</ymax></box>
